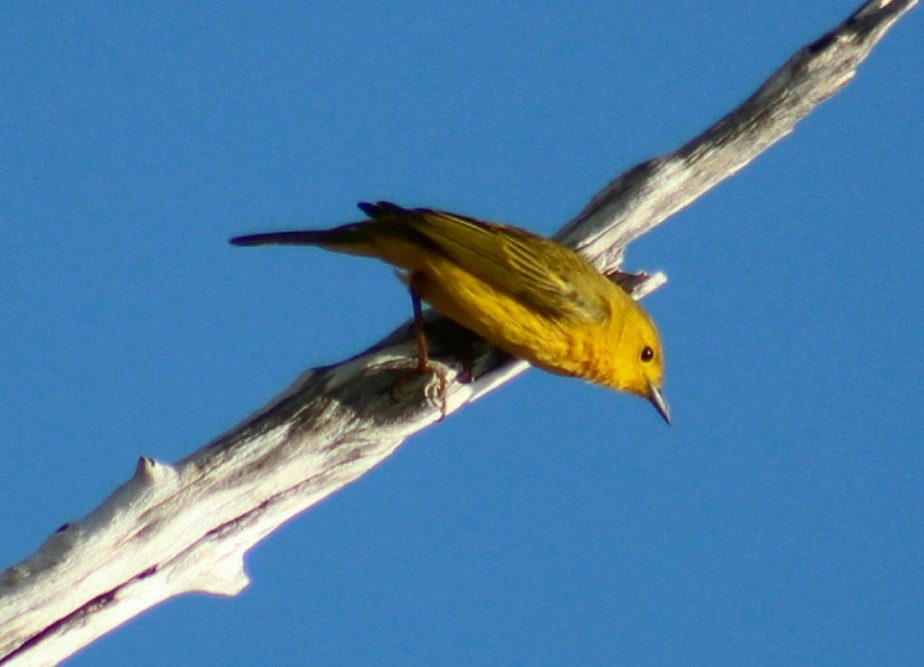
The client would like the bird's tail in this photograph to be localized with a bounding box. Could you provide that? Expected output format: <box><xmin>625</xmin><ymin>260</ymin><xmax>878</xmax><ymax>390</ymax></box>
<box><xmin>229</xmin><ymin>201</ymin><xmax>414</xmax><ymax>256</ymax></box>
<box><xmin>229</xmin><ymin>222</ymin><xmax>373</xmax><ymax>253</ymax></box>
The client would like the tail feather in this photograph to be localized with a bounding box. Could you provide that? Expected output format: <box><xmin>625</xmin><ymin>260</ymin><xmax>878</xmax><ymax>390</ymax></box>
<box><xmin>230</xmin><ymin>230</ymin><xmax>331</xmax><ymax>247</ymax></box>
<box><xmin>357</xmin><ymin>200</ymin><xmax>407</xmax><ymax>219</ymax></box>
<box><xmin>230</xmin><ymin>202</ymin><xmax>414</xmax><ymax>255</ymax></box>
<box><xmin>230</xmin><ymin>222</ymin><xmax>374</xmax><ymax>250</ymax></box>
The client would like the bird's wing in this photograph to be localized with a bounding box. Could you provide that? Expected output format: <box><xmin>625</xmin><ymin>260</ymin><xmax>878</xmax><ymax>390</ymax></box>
<box><xmin>366</xmin><ymin>202</ymin><xmax>611</xmax><ymax>324</ymax></box>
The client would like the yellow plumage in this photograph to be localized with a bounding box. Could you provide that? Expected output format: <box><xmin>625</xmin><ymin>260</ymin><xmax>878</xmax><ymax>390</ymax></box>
<box><xmin>231</xmin><ymin>201</ymin><xmax>670</xmax><ymax>423</ymax></box>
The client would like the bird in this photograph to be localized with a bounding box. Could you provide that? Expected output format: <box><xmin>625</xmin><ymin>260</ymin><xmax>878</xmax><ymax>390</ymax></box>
<box><xmin>231</xmin><ymin>201</ymin><xmax>670</xmax><ymax>423</ymax></box>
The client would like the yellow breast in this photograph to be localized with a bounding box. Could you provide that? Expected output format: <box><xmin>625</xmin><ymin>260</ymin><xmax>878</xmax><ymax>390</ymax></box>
<box><xmin>410</xmin><ymin>254</ymin><xmax>609</xmax><ymax>379</ymax></box>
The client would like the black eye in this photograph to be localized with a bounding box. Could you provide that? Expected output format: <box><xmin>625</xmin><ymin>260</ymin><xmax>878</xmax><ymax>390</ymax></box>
<box><xmin>640</xmin><ymin>346</ymin><xmax>655</xmax><ymax>363</ymax></box>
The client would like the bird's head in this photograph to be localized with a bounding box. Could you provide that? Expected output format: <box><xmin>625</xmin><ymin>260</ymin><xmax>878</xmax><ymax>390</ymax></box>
<box><xmin>606</xmin><ymin>304</ymin><xmax>671</xmax><ymax>424</ymax></box>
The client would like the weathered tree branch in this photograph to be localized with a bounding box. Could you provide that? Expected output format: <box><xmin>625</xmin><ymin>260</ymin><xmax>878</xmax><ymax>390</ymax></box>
<box><xmin>0</xmin><ymin>1</ymin><xmax>914</xmax><ymax>664</ymax></box>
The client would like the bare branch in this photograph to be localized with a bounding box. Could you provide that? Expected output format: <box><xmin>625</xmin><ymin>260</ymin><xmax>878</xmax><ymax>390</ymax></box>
<box><xmin>0</xmin><ymin>1</ymin><xmax>915</xmax><ymax>664</ymax></box>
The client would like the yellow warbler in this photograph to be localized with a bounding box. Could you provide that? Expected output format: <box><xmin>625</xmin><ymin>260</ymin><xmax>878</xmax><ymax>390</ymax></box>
<box><xmin>231</xmin><ymin>201</ymin><xmax>670</xmax><ymax>423</ymax></box>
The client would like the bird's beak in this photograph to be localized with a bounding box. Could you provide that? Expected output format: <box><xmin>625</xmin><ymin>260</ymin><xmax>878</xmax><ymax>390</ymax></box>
<box><xmin>648</xmin><ymin>383</ymin><xmax>671</xmax><ymax>425</ymax></box>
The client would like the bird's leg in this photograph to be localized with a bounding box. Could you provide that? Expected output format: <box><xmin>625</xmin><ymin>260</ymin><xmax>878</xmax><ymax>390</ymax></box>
<box><xmin>409</xmin><ymin>283</ymin><xmax>430</xmax><ymax>373</ymax></box>
<box><xmin>407</xmin><ymin>273</ymin><xmax>479</xmax><ymax>382</ymax></box>
<box><xmin>399</xmin><ymin>275</ymin><xmax>448</xmax><ymax>416</ymax></box>
<box><xmin>456</xmin><ymin>345</ymin><xmax>475</xmax><ymax>384</ymax></box>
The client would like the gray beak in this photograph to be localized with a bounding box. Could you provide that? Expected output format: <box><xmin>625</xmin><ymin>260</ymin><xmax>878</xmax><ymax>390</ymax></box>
<box><xmin>648</xmin><ymin>383</ymin><xmax>671</xmax><ymax>425</ymax></box>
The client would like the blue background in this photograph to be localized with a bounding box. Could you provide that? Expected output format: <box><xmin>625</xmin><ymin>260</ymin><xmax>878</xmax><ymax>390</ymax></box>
<box><xmin>2</xmin><ymin>2</ymin><xmax>921</xmax><ymax>665</ymax></box>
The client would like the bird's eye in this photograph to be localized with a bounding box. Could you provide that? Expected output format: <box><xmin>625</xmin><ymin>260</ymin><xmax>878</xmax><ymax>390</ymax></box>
<box><xmin>640</xmin><ymin>346</ymin><xmax>655</xmax><ymax>363</ymax></box>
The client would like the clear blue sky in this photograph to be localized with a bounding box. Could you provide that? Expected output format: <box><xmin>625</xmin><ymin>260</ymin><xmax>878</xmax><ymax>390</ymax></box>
<box><xmin>2</xmin><ymin>2</ymin><xmax>921</xmax><ymax>665</ymax></box>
